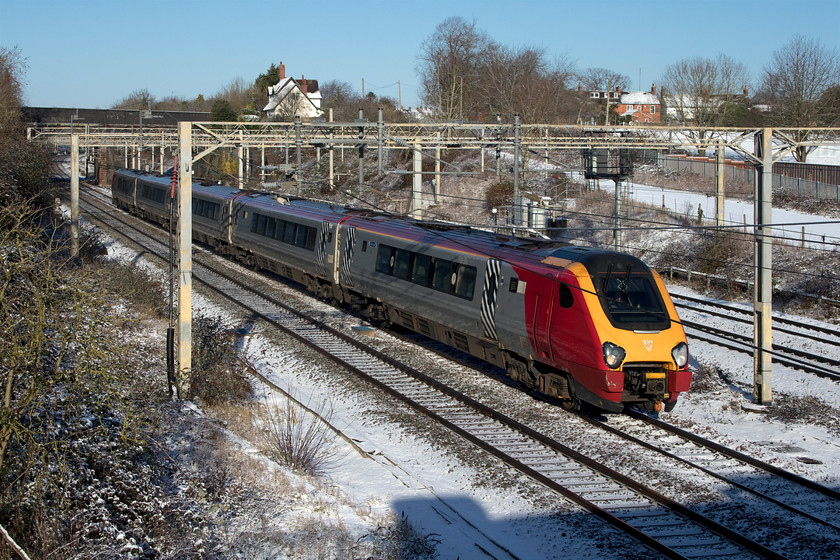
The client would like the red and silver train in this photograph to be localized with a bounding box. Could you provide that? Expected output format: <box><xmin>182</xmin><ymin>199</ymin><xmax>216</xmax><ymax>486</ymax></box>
<box><xmin>112</xmin><ymin>168</ymin><xmax>691</xmax><ymax>412</ymax></box>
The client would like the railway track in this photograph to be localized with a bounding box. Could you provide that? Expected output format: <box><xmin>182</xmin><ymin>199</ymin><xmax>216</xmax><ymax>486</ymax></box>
<box><xmin>585</xmin><ymin>409</ymin><xmax>840</xmax><ymax>529</ymax></box>
<box><xmin>70</xmin><ymin>184</ymin><xmax>840</xmax><ymax>559</ymax></box>
<box><xmin>671</xmin><ymin>294</ymin><xmax>840</xmax><ymax>380</ymax></box>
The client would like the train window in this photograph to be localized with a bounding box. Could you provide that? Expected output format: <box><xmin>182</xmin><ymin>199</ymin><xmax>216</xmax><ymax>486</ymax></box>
<box><xmin>140</xmin><ymin>184</ymin><xmax>166</xmax><ymax>204</ymax></box>
<box><xmin>393</xmin><ymin>250</ymin><xmax>411</xmax><ymax>280</ymax></box>
<box><xmin>283</xmin><ymin>222</ymin><xmax>296</xmax><ymax>244</ymax></box>
<box><xmin>304</xmin><ymin>226</ymin><xmax>317</xmax><ymax>251</ymax></box>
<box><xmin>432</xmin><ymin>260</ymin><xmax>453</xmax><ymax>292</ymax></box>
<box><xmin>376</xmin><ymin>245</ymin><xmax>394</xmax><ymax>274</ymax></box>
<box><xmin>193</xmin><ymin>199</ymin><xmax>219</xmax><ymax>220</ymax></box>
<box><xmin>412</xmin><ymin>254</ymin><xmax>432</xmax><ymax>286</ymax></box>
<box><xmin>509</xmin><ymin>278</ymin><xmax>519</xmax><ymax>293</ymax></box>
<box><xmin>597</xmin><ymin>269</ymin><xmax>669</xmax><ymax>330</ymax></box>
<box><xmin>558</xmin><ymin>283</ymin><xmax>574</xmax><ymax>308</ymax></box>
<box><xmin>362</xmin><ymin>240</ymin><xmax>368</xmax><ymax>252</ymax></box>
<box><xmin>274</xmin><ymin>220</ymin><xmax>286</xmax><ymax>240</ymax></box>
<box><xmin>294</xmin><ymin>225</ymin><xmax>309</xmax><ymax>248</ymax></box>
<box><xmin>454</xmin><ymin>265</ymin><xmax>477</xmax><ymax>299</ymax></box>
<box><xmin>265</xmin><ymin>217</ymin><xmax>277</xmax><ymax>239</ymax></box>
<box><xmin>254</xmin><ymin>214</ymin><xmax>267</xmax><ymax>235</ymax></box>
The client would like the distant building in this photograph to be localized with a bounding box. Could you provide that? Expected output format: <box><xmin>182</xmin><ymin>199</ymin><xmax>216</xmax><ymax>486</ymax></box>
<box><xmin>587</xmin><ymin>84</ymin><xmax>662</xmax><ymax>124</ymax></box>
<box><xmin>616</xmin><ymin>84</ymin><xmax>661</xmax><ymax>124</ymax></box>
<box><xmin>263</xmin><ymin>62</ymin><xmax>322</xmax><ymax>120</ymax></box>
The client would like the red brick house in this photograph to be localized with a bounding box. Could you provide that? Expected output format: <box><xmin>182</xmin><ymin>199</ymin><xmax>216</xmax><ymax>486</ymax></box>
<box><xmin>616</xmin><ymin>84</ymin><xmax>661</xmax><ymax>124</ymax></box>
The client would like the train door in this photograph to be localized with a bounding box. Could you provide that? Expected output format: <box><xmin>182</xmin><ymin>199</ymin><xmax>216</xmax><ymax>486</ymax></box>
<box><xmin>533</xmin><ymin>276</ymin><xmax>556</xmax><ymax>360</ymax></box>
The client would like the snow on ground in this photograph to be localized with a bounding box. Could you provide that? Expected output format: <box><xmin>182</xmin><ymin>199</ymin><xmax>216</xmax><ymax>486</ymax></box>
<box><xmin>665</xmin><ymin>282</ymin><xmax>840</xmax><ymax>480</ymax></box>
<box><xmin>600</xmin><ymin>179</ymin><xmax>840</xmax><ymax>248</ymax></box>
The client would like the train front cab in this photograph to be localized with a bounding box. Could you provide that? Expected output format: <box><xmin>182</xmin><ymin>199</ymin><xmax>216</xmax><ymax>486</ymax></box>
<box><xmin>552</xmin><ymin>256</ymin><xmax>691</xmax><ymax>413</ymax></box>
<box><xmin>111</xmin><ymin>169</ymin><xmax>138</xmax><ymax>211</ymax></box>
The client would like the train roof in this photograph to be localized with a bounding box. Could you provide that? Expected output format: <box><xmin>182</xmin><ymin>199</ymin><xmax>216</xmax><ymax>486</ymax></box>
<box><xmin>114</xmin><ymin>169</ymin><xmax>649</xmax><ymax>274</ymax></box>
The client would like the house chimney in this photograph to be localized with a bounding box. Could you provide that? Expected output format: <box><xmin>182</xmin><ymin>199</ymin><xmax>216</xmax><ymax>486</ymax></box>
<box><xmin>300</xmin><ymin>75</ymin><xmax>307</xmax><ymax>95</ymax></box>
<box><xmin>617</xmin><ymin>85</ymin><xmax>622</xmax><ymax>95</ymax></box>
<box><xmin>278</xmin><ymin>62</ymin><xmax>285</xmax><ymax>80</ymax></box>
<box><xmin>651</xmin><ymin>82</ymin><xmax>656</xmax><ymax>96</ymax></box>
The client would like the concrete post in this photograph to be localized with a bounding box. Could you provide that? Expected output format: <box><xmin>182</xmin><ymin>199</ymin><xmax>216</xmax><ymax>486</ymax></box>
<box><xmin>177</xmin><ymin>122</ymin><xmax>193</xmax><ymax>399</ymax></box>
<box><xmin>70</xmin><ymin>134</ymin><xmax>79</xmax><ymax>258</ymax></box>
<box><xmin>715</xmin><ymin>138</ymin><xmax>725</xmax><ymax>228</ymax></box>
<box><xmin>329</xmin><ymin>109</ymin><xmax>335</xmax><ymax>190</ymax></box>
<box><xmin>434</xmin><ymin>132</ymin><xmax>441</xmax><ymax>204</ymax></box>
<box><xmin>237</xmin><ymin>130</ymin><xmax>244</xmax><ymax>190</ymax></box>
<box><xmin>754</xmin><ymin>128</ymin><xmax>773</xmax><ymax>404</ymax></box>
<box><xmin>295</xmin><ymin>115</ymin><xmax>302</xmax><ymax>193</ymax></box>
<box><xmin>412</xmin><ymin>143</ymin><xmax>422</xmax><ymax>219</ymax></box>
<box><xmin>377</xmin><ymin>107</ymin><xmax>384</xmax><ymax>175</ymax></box>
<box><xmin>614</xmin><ymin>178</ymin><xmax>622</xmax><ymax>252</ymax></box>
<box><xmin>513</xmin><ymin>114</ymin><xmax>521</xmax><ymax>225</ymax></box>
<box><xmin>358</xmin><ymin>109</ymin><xmax>365</xmax><ymax>197</ymax></box>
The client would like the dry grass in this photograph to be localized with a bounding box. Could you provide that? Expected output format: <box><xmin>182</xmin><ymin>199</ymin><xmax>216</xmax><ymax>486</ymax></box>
<box><xmin>765</xmin><ymin>394</ymin><xmax>840</xmax><ymax>435</ymax></box>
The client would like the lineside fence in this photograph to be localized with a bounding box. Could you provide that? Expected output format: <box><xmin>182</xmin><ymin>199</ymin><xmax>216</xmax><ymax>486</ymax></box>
<box><xmin>658</xmin><ymin>153</ymin><xmax>840</xmax><ymax>201</ymax></box>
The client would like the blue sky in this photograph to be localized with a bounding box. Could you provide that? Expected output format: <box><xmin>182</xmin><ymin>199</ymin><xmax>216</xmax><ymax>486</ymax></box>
<box><xmin>3</xmin><ymin>0</ymin><xmax>839</xmax><ymax>111</ymax></box>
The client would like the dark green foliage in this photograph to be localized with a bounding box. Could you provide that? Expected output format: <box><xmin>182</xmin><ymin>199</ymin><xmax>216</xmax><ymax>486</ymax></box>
<box><xmin>252</xmin><ymin>62</ymin><xmax>282</xmax><ymax>110</ymax></box>
<box><xmin>211</xmin><ymin>99</ymin><xmax>237</xmax><ymax>122</ymax></box>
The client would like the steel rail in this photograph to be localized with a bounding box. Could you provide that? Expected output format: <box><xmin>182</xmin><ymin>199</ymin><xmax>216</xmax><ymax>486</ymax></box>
<box><xmin>579</xmin><ymin>411</ymin><xmax>840</xmax><ymax>532</ymax></box>
<box><xmin>672</xmin><ymin>293</ymin><xmax>840</xmax><ymax>341</ymax></box>
<box><xmin>679</xmin><ymin>317</ymin><xmax>840</xmax><ymax>380</ymax></box>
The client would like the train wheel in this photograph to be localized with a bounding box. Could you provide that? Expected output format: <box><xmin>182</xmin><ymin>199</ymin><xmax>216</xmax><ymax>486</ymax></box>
<box><xmin>560</xmin><ymin>397</ymin><xmax>580</xmax><ymax>412</ymax></box>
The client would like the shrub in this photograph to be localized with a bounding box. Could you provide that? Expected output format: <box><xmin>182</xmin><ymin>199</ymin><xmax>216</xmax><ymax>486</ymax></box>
<box><xmin>189</xmin><ymin>314</ymin><xmax>252</xmax><ymax>405</ymax></box>
<box><xmin>257</xmin><ymin>393</ymin><xmax>336</xmax><ymax>475</ymax></box>
<box><xmin>485</xmin><ymin>181</ymin><xmax>514</xmax><ymax>210</ymax></box>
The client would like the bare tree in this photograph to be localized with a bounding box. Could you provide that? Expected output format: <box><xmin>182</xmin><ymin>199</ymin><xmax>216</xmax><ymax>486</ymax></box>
<box><xmin>0</xmin><ymin>46</ymin><xmax>26</xmax><ymax>146</ymax></box>
<box><xmin>578</xmin><ymin>67</ymin><xmax>630</xmax><ymax>92</ymax></box>
<box><xmin>111</xmin><ymin>88</ymin><xmax>156</xmax><ymax>110</ymax></box>
<box><xmin>216</xmin><ymin>76</ymin><xmax>259</xmax><ymax>113</ymax></box>
<box><xmin>417</xmin><ymin>17</ymin><xmax>488</xmax><ymax>120</ymax></box>
<box><xmin>661</xmin><ymin>54</ymin><xmax>750</xmax><ymax>143</ymax></box>
<box><xmin>760</xmin><ymin>35</ymin><xmax>840</xmax><ymax>161</ymax></box>
<box><xmin>269</xmin><ymin>90</ymin><xmax>307</xmax><ymax>122</ymax></box>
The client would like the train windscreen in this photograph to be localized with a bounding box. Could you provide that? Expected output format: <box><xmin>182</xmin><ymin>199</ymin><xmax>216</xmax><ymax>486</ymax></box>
<box><xmin>594</xmin><ymin>264</ymin><xmax>670</xmax><ymax>331</ymax></box>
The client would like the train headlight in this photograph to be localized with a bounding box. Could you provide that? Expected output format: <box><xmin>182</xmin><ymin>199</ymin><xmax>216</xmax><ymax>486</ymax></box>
<box><xmin>671</xmin><ymin>342</ymin><xmax>689</xmax><ymax>369</ymax></box>
<box><xmin>602</xmin><ymin>342</ymin><xmax>626</xmax><ymax>369</ymax></box>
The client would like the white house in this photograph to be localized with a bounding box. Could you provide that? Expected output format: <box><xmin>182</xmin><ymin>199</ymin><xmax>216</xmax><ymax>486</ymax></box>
<box><xmin>263</xmin><ymin>62</ymin><xmax>322</xmax><ymax>120</ymax></box>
